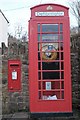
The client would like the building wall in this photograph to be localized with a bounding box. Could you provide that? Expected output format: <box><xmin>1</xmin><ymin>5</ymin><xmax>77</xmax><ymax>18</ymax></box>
<box><xmin>0</xmin><ymin>12</ymin><xmax>8</xmax><ymax>47</ymax></box>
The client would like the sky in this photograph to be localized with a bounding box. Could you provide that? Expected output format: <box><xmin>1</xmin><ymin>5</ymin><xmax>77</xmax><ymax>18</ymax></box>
<box><xmin>0</xmin><ymin>0</ymin><xmax>78</xmax><ymax>36</ymax></box>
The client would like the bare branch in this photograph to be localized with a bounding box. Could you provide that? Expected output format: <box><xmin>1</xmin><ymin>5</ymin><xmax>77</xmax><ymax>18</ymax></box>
<box><xmin>69</xmin><ymin>2</ymin><xmax>78</xmax><ymax>19</ymax></box>
<box><xmin>68</xmin><ymin>0</ymin><xmax>80</xmax><ymax>33</ymax></box>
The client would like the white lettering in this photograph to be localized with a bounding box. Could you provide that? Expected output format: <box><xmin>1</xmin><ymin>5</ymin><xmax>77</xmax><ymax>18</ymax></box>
<box><xmin>35</xmin><ymin>12</ymin><xmax>64</xmax><ymax>16</ymax></box>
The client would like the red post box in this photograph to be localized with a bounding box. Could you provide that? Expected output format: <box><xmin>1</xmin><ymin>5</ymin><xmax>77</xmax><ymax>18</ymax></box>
<box><xmin>8</xmin><ymin>60</ymin><xmax>21</xmax><ymax>92</ymax></box>
<box><xmin>29</xmin><ymin>4</ymin><xmax>72</xmax><ymax>117</ymax></box>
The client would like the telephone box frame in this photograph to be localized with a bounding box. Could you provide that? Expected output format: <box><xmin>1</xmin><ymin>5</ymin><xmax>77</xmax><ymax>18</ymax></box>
<box><xmin>29</xmin><ymin>3</ymin><xmax>73</xmax><ymax>117</ymax></box>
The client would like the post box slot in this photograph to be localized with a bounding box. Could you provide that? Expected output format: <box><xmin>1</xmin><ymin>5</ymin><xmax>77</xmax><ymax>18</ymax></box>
<box><xmin>10</xmin><ymin>64</ymin><xmax>19</xmax><ymax>68</ymax></box>
<box><xmin>10</xmin><ymin>64</ymin><xmax>19</xmax><ymax>66</ymax></box>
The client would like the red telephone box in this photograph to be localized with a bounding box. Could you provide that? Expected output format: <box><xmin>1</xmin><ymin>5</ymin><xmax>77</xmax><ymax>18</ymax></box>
<box><xmin>8</xmin><ymin>60</ymin><xmax>21</xmax><ymax>92</ymax></box>
<box><xmin>29</xmin><ymin>4</ymin><xmax>72</xmax><ymax>117</ymax></box>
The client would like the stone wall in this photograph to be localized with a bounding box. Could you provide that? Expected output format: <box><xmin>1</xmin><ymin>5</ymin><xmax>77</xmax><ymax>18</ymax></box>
<box><xmin>70</xmin><ymin>35</ymin><xmax>80</xmax><ymax>110</ymax></box>
<box><xmin>2</xmin><ymin>36</ymin><xmax>29</xmax><ymax>114</ymax></box>
<box><xmin>1</xmin><ymin>35</ymin><xmax>80</xmax><ymax>119</ymax></box>
<box><xmin>0</xmin><ymin>47</ymin><xmax>2</xmax><ymax>118</ymax></box>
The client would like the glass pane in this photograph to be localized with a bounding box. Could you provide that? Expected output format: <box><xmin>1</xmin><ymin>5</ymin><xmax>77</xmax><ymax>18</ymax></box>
<box><xmin>38</xmin><ymin>43</ymin><xmax>40</xmax><ymax>51</ymax></box>
<box><xmin>40</xmin><ymin>51</ymin><xmax>63</xmax><ymax>61</ymax></box>
<box><xmin>60</xmin><ymin>34</ymin><xmax>63</xmax><ymax>40</ymax></box>
<box><xmin>54</xmin><ymin>91</ymin><xmax>60</xmax><ymax>99</ymax></box>
<box><xmin>38</xmin><ymin>24</ymin><xmax>40</xmax><ymax>32</ymax></box>
<box><xmin>38</xmin><ymin>52</ymin><xmax>41</xmax><ymax>60</ymax></box>
<box><xmin>61</xmin><ymin>81</ymin><xmax>64</xmax><ymax>89</ymax></box>
<box><xmin>42</xmin><ymin>24</ymin><xmax>58</xmax><ymax>32</ymax></box>
<box><xmin>52</xmin><ymin>81</ymin><xmax>60</xmax><ymax>89</ymax></box>
<box><xmin>61</xmin><ymin>91</ymin><xmax>64</xmax><ymax>99</ymax></box>
<box><xmin>42</xmin><ymin>71</ymin><xmax>60</xmax><ymax>79</ymax></box>
<box><xmin>61</xmin><ymin>52</ymin><xmax>64</xmax><ymax>60</ymax></box>
<box><xmin>38</xmin><ymin>62</ymin><xmax>41</xmax><ymax>70</ymax></box>
<box><xmin>61</xmin><ymin>62</ymin><xmax>64</xmax><ymax>70</ymax></box>
<box><xmin>42</xmin><ymin>43</ymin><xmax>58</xmax><ymax>51</ymax></box>
<box><xmin>38</xmin><ymin>34</ymin><xmax>40</xmax><ymax>41</ymax></box>
<box><xmin>61</xmin><ymin>71</ymin><xmax>64</xmax><ymax>79</ymax></box>
<box><xmin>38</xmin><ymin>72</ymin><xmax>41</xmax><ymax>80</ymax></box>
<box><xmin>42</xmin><ymin>62</ymin><xmax>60</xmax><ymax>70</ymax></box>
<box><xmin>60</xmin><ymin>24</ymin><xmax>63</xmax><ymax>32</ymax></box>
<box><xmin>42</xmin><ymin>91</ymin><xmax>60</xmax><ymax>100</ymax></box>
<box><xmin>39</xmin><ymin>91</ymin><xmax>42</xmax><ymax>99</ymax></box>
<box><xmin>42</xmin><ymin>34</ymin><xmax>58</xmax><ymax>41</ymax></box>
<box><xmin>43</xmin><ymin>91</ymin><xmax>58</xmax><ymax>100</ymax></box>
<box><xmin>59</xmin><ymin>43</ymin><xmax>63</xmax><ymax>50</ymax></box>
<box><xmin>41</xmin><ymin>43</ymin><xmax>58</xmax><ymax>60</ymax></box>
<box><xmin>58</xmin><ymin>52</ymin><xmax>64</xmax><ymax>60</ymax></box>
<box><xmin>38</xmin><ymin>82</ymin><xmax>41</xmax><ymax>89</ymax></box>
<box><xmin>43</xmin><ymin>82</ymin><xmax>51</xmax><ymax>90</ymax></box>
<box><xmin>42</xmin><ymin>91</ymin><xmax>57</xmax><ymax>100</ymax></box>
<box><xmin>42</xmin><ymin>51</ymin><xmax>59</xmax><ymax>60</ymax></box>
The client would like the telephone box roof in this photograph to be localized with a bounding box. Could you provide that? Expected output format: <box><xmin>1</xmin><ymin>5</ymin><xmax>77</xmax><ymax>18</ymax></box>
<box><xmin>30</xmin><ymin>3</ymin><xmax>69</xmax><ymax>10</ymax></box>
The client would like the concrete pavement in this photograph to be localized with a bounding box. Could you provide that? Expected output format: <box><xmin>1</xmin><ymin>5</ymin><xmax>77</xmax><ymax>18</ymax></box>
<box><xmin>2</xmin><ymin>112</ymin><xmax>30</xmax><ymax>120</ymax></box>
<box><xmin>1</xmin><ymin>110</ymin><xmax>80</xmax><ymax>120</ymax></box>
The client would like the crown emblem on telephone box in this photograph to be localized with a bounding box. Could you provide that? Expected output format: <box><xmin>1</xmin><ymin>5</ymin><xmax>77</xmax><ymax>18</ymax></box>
<box><xmin>46</xmin><ymin>5</ymin><xmax>53</xmax><ymax>10</ymax></box>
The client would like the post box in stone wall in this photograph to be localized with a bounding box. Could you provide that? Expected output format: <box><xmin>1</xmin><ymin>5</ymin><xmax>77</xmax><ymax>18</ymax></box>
<box><xmin>8</xmin><ymin>60</ymin><xmax>21</xmax><ymax>92</ymax></box>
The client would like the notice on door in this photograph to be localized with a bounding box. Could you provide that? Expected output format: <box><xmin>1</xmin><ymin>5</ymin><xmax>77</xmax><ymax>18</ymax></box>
<box><xmin>46</xmin><ymin>82</ymin><xmax>51</xmax><ymax>90</ymax></box>
<box><xmin>12</xmin><ymin>71</ymin><xmax>17</xmax><ymax>80</ymax></box>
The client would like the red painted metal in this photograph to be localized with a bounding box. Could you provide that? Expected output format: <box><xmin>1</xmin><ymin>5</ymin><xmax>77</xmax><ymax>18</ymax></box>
<box><xmin>29</xmin><ymin>4</ymin><xmax>72</xmax><ymax>113</ymax></box>
<box><xmin>8</xmin><ymin>60</ymin><xmax>21</xmax><ymax>92</ymax></box>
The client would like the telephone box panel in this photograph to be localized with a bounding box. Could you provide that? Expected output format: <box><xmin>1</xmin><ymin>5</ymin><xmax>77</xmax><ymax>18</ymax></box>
<box><xmin>8</xmin><ymin>60</ymin><xmax>21</xmax><ymax>92</ymax></box>
<box><xmin>29</xmin><ymin>4</ymin><xmax>72</xmax><ymax>116</ymax></box>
